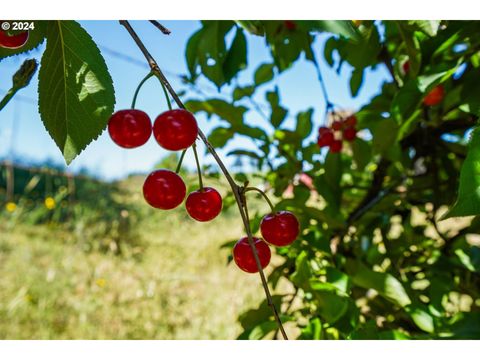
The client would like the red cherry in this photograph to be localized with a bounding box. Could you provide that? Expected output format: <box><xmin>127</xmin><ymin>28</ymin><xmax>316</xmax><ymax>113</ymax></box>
<box><xmin>143</xmin><ymin>169</ymin><xmax>186</xmax><ymax>210</ymax></box>
<box><xmin>343</xmin><ymin>126</ymin><xmax>357</xmax><ymax>142</ymax></box>
<box><xmin>186</xmin><ymin>187</ymin><xmax>223</xmax><ymax>222</ymax></box>
<box><xmin>331</xmin><ymin>120</ymin><xmax>343</xmax><ymax>131</ymax></box>
<box><xmin>233</xmin><ymin>237</ymin><xmax>271</xmax><ymax>273</ymax></box>
<box><xmin>318</xmin><ymin>126</ymin><xmax>330</xmax><ymax>136</ymax></box>
<box><xmin>108</xmin><ymin>109</ymin><xmax>152</xmax><ymax>148</ymax></box>
<box><xmin>344</xmin><ymin>115</ymin><xmax>357</xmax><ymax>128</ymax></box>
<box><xmin>402</xmin><ymin>60</ymin><xmax>410</xmax><ymax>74</ymax></box>
<box><xmin>318</xmin><ymin>130</ymin><xmax>334</xmax><ymax>147</ymax></box>
<box><xmin>284</xmin><ymin>20</ymin><xmax>297</xmax><ymax>31</ymax></box>
<box><xmin>260</xmin><ymin>211</ymin><xmax>300</xmax><ymax>247</ymax></box>
<box><xmin>329</xmin><ymin>139</ymin><xmax>343</xmax><ymax>153</ymax></box>
<box><xmin>423</xmin><ymin>85</ymin><xmax>445</xmax><ymax>106</ymax></box>
<box><xmin>153</xmin><ymin>109</ymin><xmax>198</xmax><ymax>151</ymax></box>
<box><xmin>0</xmin><ymin>29</ymin><xmax>29</xmax><ymax>49</ymax></box>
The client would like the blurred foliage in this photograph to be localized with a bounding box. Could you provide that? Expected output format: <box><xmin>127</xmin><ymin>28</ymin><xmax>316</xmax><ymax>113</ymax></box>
<box><xmin>183</xmin><ymin>20</ymin><xmax>480</xmax><ymax>339</ymax></box>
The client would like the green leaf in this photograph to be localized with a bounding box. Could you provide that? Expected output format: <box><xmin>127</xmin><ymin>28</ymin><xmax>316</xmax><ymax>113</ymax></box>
<box><xmin>207</xmin><ymin>126</ymin><xmax>233</xmax><ymax>148</ymax></box>
<box><xmin>234</xmin><ymin>124</ymin><xmax>267</xmax><ymax>141</ymax></box>
<box><xmin>227</xmin><ymin>149</ymin><xmax>261</xmax><ymax>160</ymax></box>
<box><xmin>324</xmin><ymin>36</ymin><xmax>338</xmax><ymax>67</ymax></box>
<box><xmin>185</xmin><ymin>28</ymin><xmax>204</xmax><ymax>80</ymax></box>
<box><xmin>346</xmin><ymin>259</ymin><xmax>411</xmax><ymax>308</ymax></box>
<box><xmin>232</xmin><ymin>85</ymin><xmax>255</xmax><ymax>101</ymax></box>
<box><xmin>396</xmin><ymin>22</ymin><xmax>422</xmax><ymax>76</ymax></box>
<box><xmin>350</xmin><ymin>68</ymin><xmax>364</xmax><ymax>97</ymax></box>
<box><xmin>310</xmin><ymin>280</ymin><xmax>350</xmax><ymax>324</ymax></box>
<box><xmin>442</xmin><ymin>127</ymin><xmax>480</xmax><ymax>219</ymax></box>
<box><xmin>0</xmin><ymin>21</ymin><xmax>48</xmax><ymax>60</ymax></box>
<box><xmin>238</xmin><ymin>296</ymin><xmax>283</xmax><ymax>330</ymax></box>
<box><xmin>391</xmin><ymin>80</ymin><xmax>422</xmax><ymax>122</ymax></box>
<box><xmin>372</xmin><ymin>118</ymin><xmax>399</xmax><ymax>155</ymax></box>
<box><xmin>300</xmin><ymin>20</ymin><xmax>361</xmax><ymax>41</ymax></box>
<box><xmin>290</xmin><ymin>251</ymin><xmax>311</xmax><ymax>288</ymax></box>
<box><xmin>407</xmin><ymin>306</ymin><xmax>435</xmax><ymax>333</ymax></box>
<box><xmin>235</xmin><ymin>20</ymin><xmax>265</xmax><ymax>36</ymax></box>
<box><xmin>196</xmin><ymin>21</ymin><xmax>234</xmax><ymax>88</ymax></box>
<box><xmin>239</xmin><ymin>320</ymin><xmax>278</xmax><ymax>340</ymax></box>
<box><xmin>326</xmin><ymin>267</ymin><xmax>350</xmax><ymax>294</ymax></box>
<box><xmin>254</xmin><ymin>63</ymin><xmax>274</xmax><ymax>86</ymax></box>
<box><xmin>295</xmin><ymin>108</ymin><xmax>313</xmax><ymax>139</ymax></box>
<box><xmin>459</xmin><ymin>70</ymin><xmax>480</xmax><ymax>117</ymax></box>
<box><xmin>38</xmin><ymin>21</ymin><xmax>115</xmax><ymax>164</ymax></box>
<box><xmin>351</xmin><ymin>138</ymin><xmax>371</xmax><ymax>171</ymax></box>
<box><xmin>266</xmin><ymin>88</ymin><xmax>288</xmax><ymax>127</ymax></box>
<box><xmin>299</xmin><ymin>318</ymin><xmax>323</xmax><ymax>340</ymax></box>
<box><xmin>185</xmin><ymin>99</ymin><xmax>248</xmax><ymax>127</ymax></box>
<box><xmin>408</xmin><ymin>20</ymin><xmax>441</xmax><ymax>37</ymax></box>
<box><xmin>222</xmin><ymin>27</ymin><xmax>247</xmax><ymax>83</ymax></box>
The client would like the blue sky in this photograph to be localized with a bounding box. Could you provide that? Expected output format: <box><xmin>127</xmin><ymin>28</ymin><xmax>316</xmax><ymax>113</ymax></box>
<box><xmin>0</xmin><ymin>21</ymin><xmax>391</xmax><ymax>180</ymax></box>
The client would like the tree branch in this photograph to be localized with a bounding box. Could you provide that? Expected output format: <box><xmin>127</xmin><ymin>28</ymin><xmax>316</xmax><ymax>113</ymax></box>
<box><xmin>119</xmin><ymin>20</ymin><xmax>288</xmax><ymax>340</ymax></box>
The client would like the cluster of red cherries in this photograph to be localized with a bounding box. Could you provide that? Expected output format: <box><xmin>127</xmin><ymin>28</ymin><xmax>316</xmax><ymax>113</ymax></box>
<box><xmin>107</xmin><ymin>107</ymin><xmax>300</xmax><ymax>273</ymax></box>
<box><xmin>317</xmin><ymin>115</ymin><xmax>357</xmax><ymax>153</ymax></box>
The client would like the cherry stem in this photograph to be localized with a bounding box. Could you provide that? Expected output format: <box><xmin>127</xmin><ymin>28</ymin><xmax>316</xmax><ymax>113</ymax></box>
<box><xmin>175</xmin><ymin>149</ymin><xmax>187</xmax><ymax>174</ymax></box>
<box><xmin>192</xmin><ymin>143</ymin><xmax>204</xmax><ymax>190</ymax></box>
<box><xmin>131</xmin><ymin>72</ymin><xmax>154</xmax><ymax>109</ymax></box>
<box><xmin>244</xmin><ymin>187</ymin><xmax>275</xmax><ymax>214</ymax></box>
<box><xmin>119</xmin><ymin>20</ymin><xmax>288</xmax><ymax>340</ymax></box>
<box><xmin>157</xmin><ymin>76</ymin><xmax>173</xmax><ymax>111</ymax></box>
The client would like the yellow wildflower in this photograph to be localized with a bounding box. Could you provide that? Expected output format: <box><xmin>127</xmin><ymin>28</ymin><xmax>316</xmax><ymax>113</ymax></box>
<box><xmin>5</xmin><ymin>202</ymin><xmax>16</xmax><ymax>212</ymax></box>
<box><xmin>95</xmin><ymin>278</ymin><xmax>106</xmax><ymax>288</ymax></box>
<box><xmin>44</xmin><ymin>197</ymin><xmax>55</xmax><ymax>210</ymax></box>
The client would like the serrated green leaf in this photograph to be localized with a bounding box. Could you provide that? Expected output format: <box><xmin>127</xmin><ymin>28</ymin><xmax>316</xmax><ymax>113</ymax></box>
<box><xmin>38</xmin><ymin>21</ymin><xmax>115</xmax><ymax>164</ymax></box>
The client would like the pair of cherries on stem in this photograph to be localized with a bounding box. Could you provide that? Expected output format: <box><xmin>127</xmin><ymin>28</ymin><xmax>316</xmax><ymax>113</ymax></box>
<box><xmin>233</xmin><ymin>210</ymin><xmax>300</xmax><ymax>273</ymax></box>
<box><xmin>108</xmin><ymin>108</ymin><xmax>222</xmax><ymax>222</ymax></box>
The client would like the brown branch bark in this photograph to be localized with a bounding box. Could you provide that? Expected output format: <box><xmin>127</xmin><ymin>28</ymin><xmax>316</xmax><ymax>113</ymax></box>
<box><xmin>119</xmin><ymin>20</ymin><xmax>288</xmax><ymax>340</ymax></box>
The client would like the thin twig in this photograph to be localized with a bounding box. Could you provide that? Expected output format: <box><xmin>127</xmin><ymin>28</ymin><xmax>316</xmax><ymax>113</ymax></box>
<box><xmin>149</xmin><ymin>20</ymin><xmax>171</xmax><ymax>35</ymax></box>
<box><xmin>119</xmin><ymin>20</ymin><xmax>288</xmax><ymax>340</ymax></box>
<box><xmin>310</xmin><ymin>48</ymin><xmax>334</xmax><ymax>114</ymax></box>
